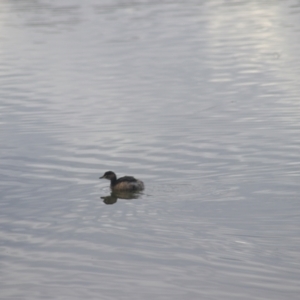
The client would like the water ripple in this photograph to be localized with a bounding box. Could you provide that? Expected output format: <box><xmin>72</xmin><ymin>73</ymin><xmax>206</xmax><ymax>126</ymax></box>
<box><xmin>1</xmin><ymin>0</ymin><xmax>300</xmax><ymax>299</ymax></box>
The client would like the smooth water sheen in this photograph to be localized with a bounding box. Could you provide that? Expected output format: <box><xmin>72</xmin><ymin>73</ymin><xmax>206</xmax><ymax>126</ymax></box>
<box><xmin>1</xmin><ymin>0</ymin><xmax>300</xmax><ymax>299</ymax></box>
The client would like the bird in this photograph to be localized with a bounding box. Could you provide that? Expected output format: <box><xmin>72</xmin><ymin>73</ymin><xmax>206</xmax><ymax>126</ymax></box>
<box><xmin>99</xmin><ymin>171</ymin><xmax>144</xmax><ymax>192</ymax></box>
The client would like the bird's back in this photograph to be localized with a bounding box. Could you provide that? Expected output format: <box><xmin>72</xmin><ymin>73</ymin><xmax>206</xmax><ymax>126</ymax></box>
<box><xmin>112</xmin><ymin>176</ymin><xmax>144</xmax><ymax>191</ymax></box>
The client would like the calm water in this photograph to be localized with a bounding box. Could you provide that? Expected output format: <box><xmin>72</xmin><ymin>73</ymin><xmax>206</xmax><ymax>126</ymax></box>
<box><xmin>1</xmin><ymin>0</ymin><xmax>300</xmax><ymax>299</ymax></box>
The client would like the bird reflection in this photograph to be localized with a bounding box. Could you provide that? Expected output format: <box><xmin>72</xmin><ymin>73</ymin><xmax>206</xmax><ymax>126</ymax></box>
<box><xmin>101</xmin><ymin>191</ymin><xmax>142</xmax><ymax>205</ymax></box>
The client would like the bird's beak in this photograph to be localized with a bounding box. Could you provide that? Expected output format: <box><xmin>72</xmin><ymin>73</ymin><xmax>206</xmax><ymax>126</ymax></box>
<box><xmin>99</xmin><ymin>175</ymin><xmax>104</xmax><ymax>179</ymax></box>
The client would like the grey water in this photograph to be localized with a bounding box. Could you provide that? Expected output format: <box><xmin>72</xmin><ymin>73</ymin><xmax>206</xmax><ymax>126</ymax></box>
<box><xmin>1</xmin><ymin>0</ymin><xmax>300</xmax><ymax>299</ymax></box>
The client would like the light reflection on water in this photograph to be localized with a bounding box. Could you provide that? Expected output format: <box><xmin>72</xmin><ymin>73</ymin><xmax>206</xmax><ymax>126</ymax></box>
<box><xmin>0</xmin><ymin>0</ymin><xmax>300</xmax><ymax>299</ymax></box>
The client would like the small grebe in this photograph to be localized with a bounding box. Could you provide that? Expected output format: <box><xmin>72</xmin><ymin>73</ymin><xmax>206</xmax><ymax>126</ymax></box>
<box><xmin>100</xmin><ymin>171</ymin><xmax>144</xmax><ymax>191</ymax></box>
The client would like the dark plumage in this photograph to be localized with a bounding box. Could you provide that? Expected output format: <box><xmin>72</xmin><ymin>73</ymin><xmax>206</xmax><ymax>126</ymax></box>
<box><xmin>99</xmin><ymin>171</ymin><xmax>144</xmax><ymax>191</ymax></box>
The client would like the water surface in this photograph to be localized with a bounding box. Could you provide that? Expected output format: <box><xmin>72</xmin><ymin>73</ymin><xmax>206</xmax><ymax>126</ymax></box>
<box><xmin>1</xmin><ymin>0</ymin><xmax>300</xmax><ymax>299</ymax></box>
